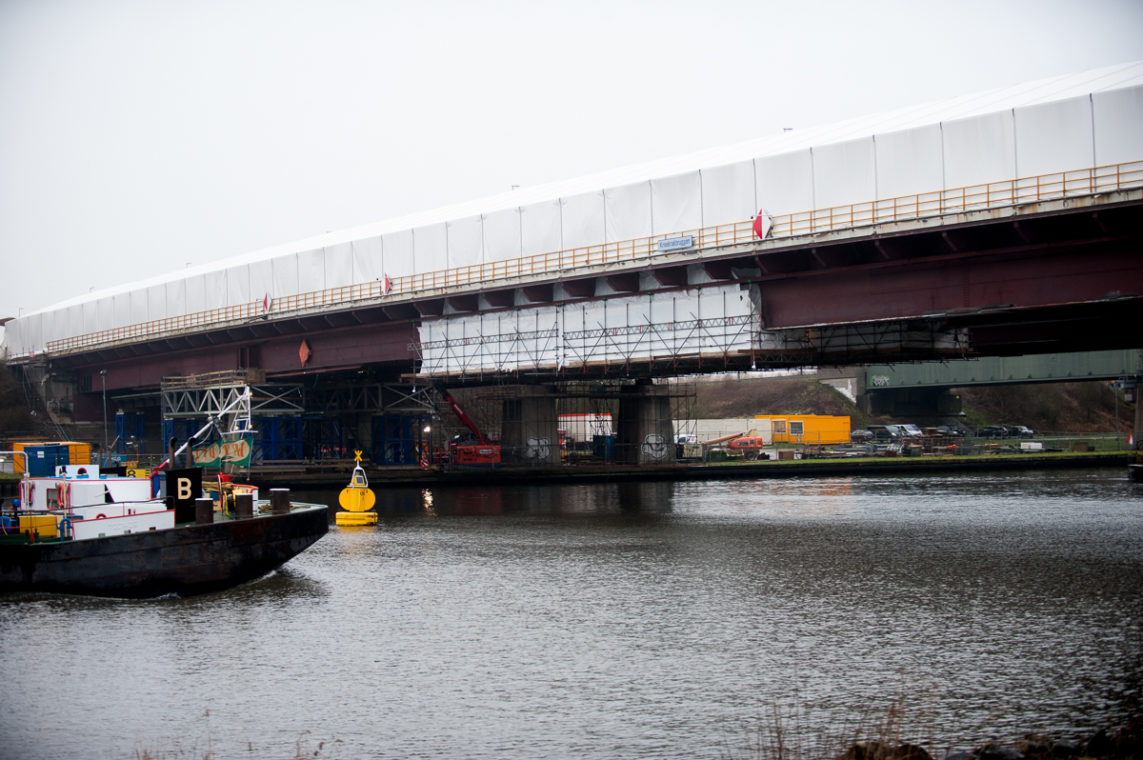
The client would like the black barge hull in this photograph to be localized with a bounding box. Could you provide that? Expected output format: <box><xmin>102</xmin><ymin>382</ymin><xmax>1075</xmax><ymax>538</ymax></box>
<box><xmin>0</xmin><ymin>505</ymin><xmax>328</xmax><ymax>598</ymax></box>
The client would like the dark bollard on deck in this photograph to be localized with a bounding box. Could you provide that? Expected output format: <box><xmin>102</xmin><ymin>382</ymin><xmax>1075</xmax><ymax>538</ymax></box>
<box><xmin>270</xmin><ymin>488</ymin><xmax>291</xmax><ymax>515</ymax></box>
<box><xmin>195</xmin><ymin>497</ymin><xmax>214</xmax><ymax>525</ymax></box>
<box><xmin>235</xmin><ymin>492</ymin><xmax>254</xmax><ymax>520</ymax></box>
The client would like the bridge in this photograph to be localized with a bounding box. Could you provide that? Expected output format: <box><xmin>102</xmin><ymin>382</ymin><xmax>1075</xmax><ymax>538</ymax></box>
<box><xmin>861</xmin><ymin>350</ymin><xmax>1143</xmax><ymax>417</ymax></box>
<box><xmin>5</xmin><ymin>63</ymin><xmax>1143</xmax><ymax>465</ymax></box>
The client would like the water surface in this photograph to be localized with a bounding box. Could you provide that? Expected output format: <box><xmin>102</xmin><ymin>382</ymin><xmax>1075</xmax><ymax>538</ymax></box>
<box><xmin>2</xmin><ymin>468</ymin><xmax>1141</xmax><ymax>759</ymax></box>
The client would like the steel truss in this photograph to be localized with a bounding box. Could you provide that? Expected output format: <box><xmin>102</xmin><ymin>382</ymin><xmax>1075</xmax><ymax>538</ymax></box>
<box><xmin>310</xmin><ymin>382</ymin><xmax>439</xmax><ymax>416</ymax></box>
<box><xmin>160</xmin><ymin>375</ymin><xmax>306</xmax><ymax>444</ymax></box>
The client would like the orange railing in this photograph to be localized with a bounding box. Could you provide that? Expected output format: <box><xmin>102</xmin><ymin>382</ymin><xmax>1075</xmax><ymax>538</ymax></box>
<box><xmin>42</xmin><ymin>161</ymin><xmax>1143</xmax><ymax>356</ymax></box>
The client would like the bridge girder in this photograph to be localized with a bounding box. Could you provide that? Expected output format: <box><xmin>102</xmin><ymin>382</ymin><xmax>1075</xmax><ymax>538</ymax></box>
<box><xmin>34</xmin><ymin>192</ymin><xmax>1143</xmax><ymax>395</ymax></box>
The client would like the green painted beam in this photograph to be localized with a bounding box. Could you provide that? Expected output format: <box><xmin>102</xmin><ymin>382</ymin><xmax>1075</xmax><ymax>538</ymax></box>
<box><xmin>865</xmin><ymin>350</ymin><xmax>1143</xmax><ymax>390</ymax></box>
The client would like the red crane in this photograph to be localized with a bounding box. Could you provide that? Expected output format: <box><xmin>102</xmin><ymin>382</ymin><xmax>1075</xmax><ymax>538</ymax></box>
<box><xmin>440</xmin><ymin>389</ymin><xmax>501</xmax><ymax>465</ymax></box>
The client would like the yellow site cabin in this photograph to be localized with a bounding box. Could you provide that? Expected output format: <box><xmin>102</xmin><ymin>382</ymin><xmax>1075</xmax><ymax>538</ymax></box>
<box><xmin>753</xmin><ymin>415</ymin><xmax>851</xmax><ymax>445</ymax></box>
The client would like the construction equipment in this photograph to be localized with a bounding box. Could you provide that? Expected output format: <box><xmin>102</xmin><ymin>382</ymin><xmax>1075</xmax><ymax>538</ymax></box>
<box><xmin>440</xmin><ymin>389</ymin><xmax>500</xmax><ymax>465</ymax></box>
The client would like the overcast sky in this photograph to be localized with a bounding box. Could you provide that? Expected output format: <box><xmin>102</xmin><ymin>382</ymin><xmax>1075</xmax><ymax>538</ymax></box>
<box><xmin>2</xmin><ymin>0</ymin><xmax>1142</xmax><ymax>324</ymax></box>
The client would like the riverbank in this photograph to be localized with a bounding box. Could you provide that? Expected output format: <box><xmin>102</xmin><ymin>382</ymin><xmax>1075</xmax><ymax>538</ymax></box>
<box><xmin>244</xmin><ymin>450</ymin><xmax>1132</xmax><ymax>489</ymax></box>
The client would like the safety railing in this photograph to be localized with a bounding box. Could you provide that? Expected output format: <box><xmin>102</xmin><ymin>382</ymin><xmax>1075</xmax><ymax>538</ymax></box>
<box><xmin>43</xmin><ymin>160</ymin><xmax>1143</xmax><ymax>356</ymax></box>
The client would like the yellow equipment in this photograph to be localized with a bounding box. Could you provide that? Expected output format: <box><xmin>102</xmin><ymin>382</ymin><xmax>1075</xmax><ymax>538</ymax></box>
<box><xmin>336</xmin><ymin>451</ymin><xmax>378</xmax><ymax>526</ymax></box>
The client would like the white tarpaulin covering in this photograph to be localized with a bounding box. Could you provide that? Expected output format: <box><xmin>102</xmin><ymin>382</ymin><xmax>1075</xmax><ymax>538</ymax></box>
<box><xmin>875</xmin><ymin>124</ymin><xmax>944</xmax><ymax>200</ymax></box>
<box><xmin>419</xmin><ymin>283</ymin><xmax>757</xmax><ymax>376</ymax></box>
<box><xmin>351</xmin><ymin>235</ymin><xmax>384</xmax><ymax>283</ymax></box>
<box><xmin>1094</xmin><ymin>86</ymin><xmax>1143</xmax><ymax>164</ymax></box>
<box><xmin>447</xmin><ymin>215</ymin><xmax>484</xmax><ymax>269</ymax></box>
<box><xmin>942</xmin><ymin>110</ymin><xmax>1016</xmax><ymax>188</ymax></box>
<box><xmin>6</xmin><ymin>62</ymin><xmax>1143</xmax><ymax>359</ymax></box>
<box><xmin>1014</xmin><ymin>96</ymin><xmax>1095</xmax><ymax>177</ymax></box>
<box><xmin>483</xmin><ymin>208</ymin><xmax>523</xmax><ymax>263</ymax></box>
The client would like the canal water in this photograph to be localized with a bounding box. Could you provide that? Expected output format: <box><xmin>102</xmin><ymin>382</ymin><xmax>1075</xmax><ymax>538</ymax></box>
<box><xmin>2</xmin><ymin>468</ymin><xmax>1142</xmax><ymax>759</ymax></box>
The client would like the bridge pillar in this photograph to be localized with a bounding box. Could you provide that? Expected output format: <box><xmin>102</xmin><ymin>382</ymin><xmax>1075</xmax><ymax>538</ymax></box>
<box><xmin>500</xmin><ymin>387</ymin><xmax>560</xmax><ymax>466</ymax></box>
<box><xmin>616</xmin><ymin>383</ymin><xmax>675</xmax><ymax>466</ymax></box>
<box><xmin>1134</xmin><ymin>378</ymin><xmax>1142</xmax><ymax>454</ymax></box>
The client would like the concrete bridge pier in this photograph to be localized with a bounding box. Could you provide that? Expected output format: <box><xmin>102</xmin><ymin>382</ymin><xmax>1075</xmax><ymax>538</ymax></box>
<box><xmin>1134</xmin><ymin>377</ymin><xmax>1142</xmax><ymax>455</ymax></box>
<box><xmin>616</xmin><ymin>383</ymin><xmax>675</xmax><ymax>466</ymax></box>
<box><xmin>500</xmin><ymin>387</ymin><xmax>561</xmax><ymax>466</ymax></box>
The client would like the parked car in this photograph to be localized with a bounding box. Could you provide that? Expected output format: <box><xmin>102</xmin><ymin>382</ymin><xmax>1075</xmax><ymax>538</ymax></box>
<box><xmin>978</xmin><ymin>425</ymin><xmax>1007</xmax><ymax>438</ymax></box>
<box><xmin>851</xmin><ymin>429</ymin><xmax>874</xmax><ymax>442</ymax></box>
<box><xmin>1005</xmin><ymin>425</ymin><xmax>1034</xmax><ymax>438</ymax></box>
<box><xmin>898</xmin><ymin>424</ymin><xmax>924</xmax><ymax>438</ymax></box>
<box><xmin>866</xmin><ymin>425</ymin><xmax>900</xmax><ymax>441</ymax></box>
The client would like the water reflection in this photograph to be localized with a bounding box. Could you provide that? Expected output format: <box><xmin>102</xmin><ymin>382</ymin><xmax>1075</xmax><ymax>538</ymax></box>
<box><xmin>321</xmin><ymin>480</ymin><xmax>680</xmax><ymax>518</ymax></box>
<box><xmin>3</xmin><ymin>468</ymin><xmax>1141</xmax><ymax>760</ymax></box>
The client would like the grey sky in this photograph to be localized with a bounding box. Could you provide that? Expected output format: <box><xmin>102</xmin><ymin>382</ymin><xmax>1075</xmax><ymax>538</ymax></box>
<box><xmin>2</xmin><ymin>0</ymin><xmax>1141</xmax><ymax>324</ymax></box>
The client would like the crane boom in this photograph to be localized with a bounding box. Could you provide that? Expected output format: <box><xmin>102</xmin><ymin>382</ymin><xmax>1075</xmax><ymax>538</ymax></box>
<box><xmin>438</xmin><ymin>387</ymin><xmax>500</xmax><ymax>465</ymax></box>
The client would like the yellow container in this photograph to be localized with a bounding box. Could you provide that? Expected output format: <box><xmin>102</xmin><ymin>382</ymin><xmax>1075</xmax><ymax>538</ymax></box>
<box><xmin>19</xmin><ymin>514</ymin><xmax>59</xmax><ymax>539</ymax></box>
<box><xmin>11</xmin><ymin>441</ymin><xmax>93</xmax><ymax>474</ymax></box>
<box><xmin>754</xmin><ymin>415</ymin><xmax>852</xmax><ymax>445</ymax></box>
<box><xmin>65</xmin><ymin>442</ymin><xmax>93</xmax><ymax>466</ymax></box>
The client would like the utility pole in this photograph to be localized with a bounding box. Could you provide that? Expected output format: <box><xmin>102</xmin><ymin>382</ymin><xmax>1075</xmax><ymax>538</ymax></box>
<box><xmin>101</xmin><ymin>369</ymin><xmax>108</xmax><ymax>467</ymax></box>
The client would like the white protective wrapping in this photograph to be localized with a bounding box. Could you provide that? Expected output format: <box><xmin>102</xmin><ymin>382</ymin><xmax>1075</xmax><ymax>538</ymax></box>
<box><xmin>651</xmin><ymin>171</ymin><xmax>702</xmax><ymax>235</ymax></box>
<box><xmin>8</xmin><ymin>62</ymin><xmax>1143</xmax><ymax>359</ymax></box>
<box><xmin>297</xmin><ymin>249</ymin><xmax>326</xmax><ymax>294</ymax></box>
<box><xmin>605</xmin><ymin>181</ymin><xmax>653</xmax><ymax>243</ymax></box>
<box><xmin>272</xmin><ymin>254</ymin><xmax>300</xmax><ymax>297</ymax></box>
<box><xmin>412</xmin><ymin>223</ymin><xmax>447</xmax><ymax>273</ymax></box>
<box><xmin>701</xmin><ymin>161</ymin><xmax>757</xmax><ymax>227</ymax></box>
<box><xmin>520</xmin><ymin>199</ymin><xmax>561</xmax><ymax>257</ymax></box>
<box><xmin>942</xmin><ymin>110</ymin><xmax>1017</xmax><ymax>188</ymax></box>
<box><xmin>324</xmin><ymin>242</ymin><xmax>354</xmax><ymax>289</ymax></box>
<box><xmin>40</xmin><ymin>309</ymin><xmax>58</xmax><ymax>347</ymax></box>
<box><xmin>382</xmin><ymin>229</ymin><xmax>414</xmax><ymax>278</ymax></box>
<box><xmin>756</xmin><ymin>150</ymin><xmax>815</xmax><ymax>215</ymax></box>
<box><xmin>145</xmin><ymin>285</ymin><xmax>166</xmax><ymax>322</ymax></box>
<box><xmin>875</xmin><ymin>124</ymin><xmax>944</xmax><ymax>200</ymax></box>
<box><xmin>249</xmin><ymin>259</ymin><xmax>274</xmax><ymax>305</ymax></box>
<box><xmin>113</xmin><ymin>292</ymin><xmax>132</xmax><ymax>328</ymax></box>
<box><xmin>202</xmin><ymin>271</ymin><xmax>228</xmax><ymax>311</ymax></box>
<box><xmin>82</xmin><ymin>299</ymin><xmax>100</xmax><ymax>334</ymax></box>
<box><xmin>560</xmin><ymin>191</ymin><xmax>605</xmax><ymax>250</ymax></box>
<box><xmin>165</xmin><ymin>279</ymin><xmax>187</xmax><ymax>319</ymax></box>
<box><xmin>813</xmin><ymin>138</ymin><xmax>877</xmax><ymax>209</ymax></box>
<box><xmin>1093</xmin><ymin>85</ymin><xmax>1143</xmax><ymax>164</ymax></box>
<box><xmin>419</xmin><ymin>282</ymin><xmax>756</xmax><ymax>375</ymax></box>
<box><xmin>447</xmin><ymin>215</ymin><xmax>484</xmax><ymax>269</ymax></box>
<box><xmin>351</xmin><ymin>235</ymin><xmax>385</xmax><ymax>284</ymax></box>
<box><xmin>129</xmin><ymin>286</ymin><xmax>149</xmax><ymax>325</ymax></box>
<box><xmin>1014</xmin><ymin>95</ymin><xmax>1095</xmax><ymax>177</ymax></box>
<box><xmin>483</xmin><ymin>207</ymin><xmax>523</xmax><ymax>263</ymax></box>
<box><xmin>225</xmin><ymin>263</ymin><xmax>251</xmax><ymax>306</ymax></box>
<box><xmin>97</xmin><ymin>297</ymin><xmax>115</xmax><ymax>334</ymax></box>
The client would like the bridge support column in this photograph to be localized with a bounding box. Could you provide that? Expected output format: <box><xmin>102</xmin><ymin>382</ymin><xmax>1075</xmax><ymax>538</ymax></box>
<box><xmin>616</xmin><ymin>383</ymin><xmax>675</xmax><ymax>466</ymax></box>
<box><xmin>1134</xmin><ymin>378</ymin><xmax>1142</xmax><ymax>455</ymax></box>
<box><xmin>501</xmin><ymin>387</ymin><xmax>560</xmax><ymax>466</ymax></box>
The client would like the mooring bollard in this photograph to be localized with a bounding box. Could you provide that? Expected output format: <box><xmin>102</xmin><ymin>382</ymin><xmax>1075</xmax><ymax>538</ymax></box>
<box><xmin>234</xmin><ymin>492</ymin><xmax>254</xmax><ymax>520</ymax></box>
<box><xmin>270</xmin><ymin>488</ymin><xmax>291</xmax><ymax>515</ymax></box>
<box><xmin>195</xmin><ymin>497</ymin><xmax>214</xmax><ymax>525</ymax></box>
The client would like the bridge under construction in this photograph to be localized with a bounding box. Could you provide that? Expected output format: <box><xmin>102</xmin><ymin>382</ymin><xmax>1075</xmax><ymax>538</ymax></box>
<box><xmin>5</xmin><ymin>62</ymin><xmax>1143</xmax><ymax>468</ymax></box>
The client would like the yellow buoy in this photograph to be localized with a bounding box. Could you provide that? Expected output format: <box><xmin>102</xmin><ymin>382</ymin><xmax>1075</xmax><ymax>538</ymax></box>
<box><xmin>335</xmin><ymin>510</ymin><xmax>378</xmax><ymax>526</ymax></box>
<box><xmin>336</xmin><ymin>450</ymin><xmax>377</xmax><ymax>526</ymax></box>
<box><xmin>338</xmin><ymin>484</ymin><xmax>376</xmax><ymax>511</ymax></box>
